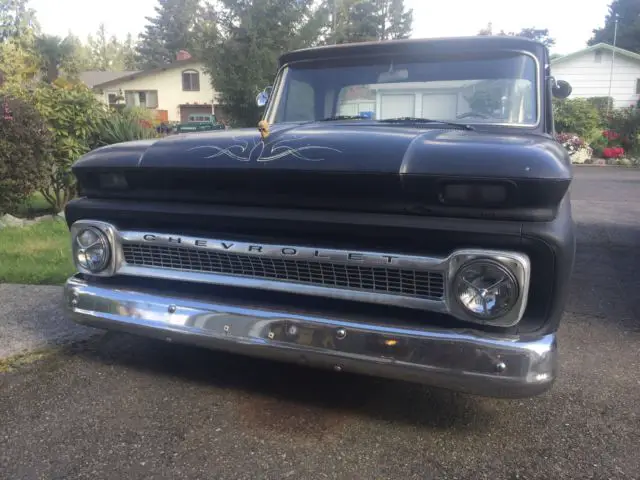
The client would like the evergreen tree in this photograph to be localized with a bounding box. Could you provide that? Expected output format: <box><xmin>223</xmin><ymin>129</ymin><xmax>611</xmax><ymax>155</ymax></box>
<box><xmin>203</xmin><ymin>0</ymin><xmax>325</xmax><ymax>127</ymax></box>
<box><xmin>328</xmin><ymin>0</ymin><xmax>413</xmax><ymax>44</ymax></box>
<box><xmin>120</xmin><ymin>33</ymin><xmax>138</xmax><ymax>70</ymax></box>
<box><xmin>477</xmin><ymin>23</ymin><xmax>555</xmax><ymax>48</ymax></box>
<box><xmin>380</xmin><ymin>0</ymin><xmax>413</xmax><ymax>40</ymax></box>
<box><xmin>58</xmin><ymin>32</ymin><xmax>91</xmax><ymax>78</ymax></box>
<box><xmin>87</xmin><ymin>23</ymin><xmax>122</xmax><ymax>71</ymax></box>
<box><xmin>136</xmin><ymin>0</ymin><xmax>201</xmax><ymax>68</ymax></box>
<box><xmin>515</xmin><ymin>27</ymin><xmax>555</xmax><ymax>48</ymax></box>
<box><xmin>589</xmin><ymin>0</ymin><xmax>640</xmax><ymax>53</ymax></box>
<box><xmin>341</xmin><ymin>0</ymin><xmax>379</xmax><ymax>43</ymax></box>
<box><xmin>0</xmin><ymin>0</ymin><xmax>39</xmax><ymax>43</ymax></box>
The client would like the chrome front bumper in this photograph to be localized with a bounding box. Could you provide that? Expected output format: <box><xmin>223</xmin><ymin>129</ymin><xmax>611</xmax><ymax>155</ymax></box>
<box><xmin>64</xmin><ymin>275</ymin><xmax>557</xmax><ymax>398</ymax></box>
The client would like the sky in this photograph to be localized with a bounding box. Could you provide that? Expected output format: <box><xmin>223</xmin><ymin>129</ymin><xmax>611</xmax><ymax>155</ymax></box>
<box><xmin>30</xmin><ymin>0</ymin><xmax>612</xmax><ymax>56</ymax></box>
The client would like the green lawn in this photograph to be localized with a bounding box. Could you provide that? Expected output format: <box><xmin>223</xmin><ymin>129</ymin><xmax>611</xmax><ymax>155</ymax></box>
<box><xmin>0</xmin><ymin>219</ymin><xmax>75</xmax><ymax>285</ymax></box>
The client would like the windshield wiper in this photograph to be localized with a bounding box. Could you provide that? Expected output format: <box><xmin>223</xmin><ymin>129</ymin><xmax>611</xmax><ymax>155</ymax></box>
<box><xmin>379</xmin><ymin>117</ymin><xmax>475</xmax><ymax>131</ymax></box>
<box><xmin>320</xmin><ymin>115</ymin><xmax>370</xmax><ymax>121</ymax></box>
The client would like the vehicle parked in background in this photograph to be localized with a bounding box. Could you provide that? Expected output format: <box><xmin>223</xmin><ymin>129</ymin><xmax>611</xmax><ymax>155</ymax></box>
<box><xmin>174</xmin><ymin>113</ymin><xmax>225</xmax><ymax>133</ymax></box>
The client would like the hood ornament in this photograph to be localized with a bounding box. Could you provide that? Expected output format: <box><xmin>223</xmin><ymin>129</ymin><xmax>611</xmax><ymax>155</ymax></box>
<box><xmin>257</xmin><ymin>120</ymin><xmax>270</xmax><ymax>139</ymax></box>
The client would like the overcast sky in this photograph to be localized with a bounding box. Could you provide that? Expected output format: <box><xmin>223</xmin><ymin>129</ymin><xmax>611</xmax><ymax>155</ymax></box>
<box><xmin>31</xmin><ymin>0</ymin><xmax>612</xmax><ymax>56</ymax></box>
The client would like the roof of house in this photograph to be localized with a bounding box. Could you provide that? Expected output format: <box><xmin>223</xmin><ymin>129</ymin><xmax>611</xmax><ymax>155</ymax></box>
<box><xmin>551</xmin><ymin>43</ymin><xmax>640</xmax><ymax>65</ymax></box>
<box><xmin>79</xmin><ymin>71</ymin><xmax>140</xmax><ymax>88</ymax></box>
<box><xmin>89</xmin><ymin>58</ymin><xmax>202</xmax><ymax>89</ymax></box>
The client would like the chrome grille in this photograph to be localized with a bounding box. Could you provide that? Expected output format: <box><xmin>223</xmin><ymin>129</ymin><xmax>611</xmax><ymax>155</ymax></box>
<box><xmin>122</xmin><ymin>244</ymin><xmax>445</xmax><ymax>300</ymax></box>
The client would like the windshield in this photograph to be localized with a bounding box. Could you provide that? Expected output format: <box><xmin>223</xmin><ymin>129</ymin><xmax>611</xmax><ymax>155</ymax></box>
<box><xmin>266</xmin><ymin>52</ymin><xmax>538</xmax><ymax>127</ymax></box>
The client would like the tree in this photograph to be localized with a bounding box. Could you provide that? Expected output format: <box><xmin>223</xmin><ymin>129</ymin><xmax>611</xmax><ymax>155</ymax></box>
<box><xmin>120</xmin><ymin>33</ymin><xmax>138</xmax><ymax>70</ymax></box>
<box><xmin>34</xmin><ymin>34</ymin><xmax>75</xmax><ymax>83</ymax></box>
<box><xmin>589</xmin><ymin>0</ymin><xmax>640</xmax><ymax>53</ymax></box>
<box><xmin>136</xmin><ymin>0</ymin><xmax>202</xmax><ymax>68</ymax></box>
<box><xmin>203</xmin><ymin>0</ymin><xmax>326</xmax><ymax>127</ymax></box>
<box><xmin>57</xmin><ymin>32</ymin><xmax>91</xmax><ymax>79</ymax></box>
<box><xmin>87</xmin><ymin>23</ymin><xmax>122</xmax><ymax>71</ymax></box>
<box><xmin>515</xmin><ymin>27</ymin><xmax>555</xmax><ymax>48</ymax></box>
<box><xmin>340</xmin><ymin>0</ymin><xmax>380</xmax><ymax>43</ymax></box>
<box><xmin>379</xmin><ymin>0</ymin><xmax>413</xmax><ymax>40</ymax></box>
<box><xmin>328</xmin><ymin>0</ymin><xmax>413</xmax><ymax>44</ymax></box>
<box><xmin>0</xmin><ymin>37</ymin><xmax>39</xmax><ymax>86</ymax></box>
<box><xmin>477</xmin><ymin>23</ymin><xmax>555</xmax><ymax>48</ymax></box>
<box><xmin>0</xmin><ymin>0</ymin><xmax>39</xmax><ymax>44</ymax></box>
<box><xmin>478</xmin><ymin>22</ymin><xmax>497</xmax><ymax>36</ymax></box>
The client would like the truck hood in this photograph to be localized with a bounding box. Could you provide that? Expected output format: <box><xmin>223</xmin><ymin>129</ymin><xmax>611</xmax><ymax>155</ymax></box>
<box><xmin>76</xmin><ymin>121</ymin><xmax>571</xmax><ymax>179</ymax></box>
<box><xmin>73</xmin><ymin>121</ymin><xmax>572</xmax><ymax>221</ymax></box>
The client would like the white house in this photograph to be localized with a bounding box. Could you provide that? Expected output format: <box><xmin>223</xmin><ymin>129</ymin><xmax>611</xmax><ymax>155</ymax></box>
<box><xmin>81</xmin><ymin>52</ymin><xmax>223</xmax><ymax>123</ymax></box>
<box><xmin>551</xmin><ymin>43</ymin><xmax>640</xmax><ymax>108</ymax></box>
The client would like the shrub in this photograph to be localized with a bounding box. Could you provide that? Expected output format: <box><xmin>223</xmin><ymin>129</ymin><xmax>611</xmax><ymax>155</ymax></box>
<box><xmin>553</xmin><ymin>98</ymin><xmax>601</xmax><ymax>141</ymax></box>
<box><xmin>31</xmin><ymin>82</ymin><xmax>107</xmax><ymax>211</ymax></box>
<box><xmin>591</xmin><ymin>129</ymin><xmax>626</xmax><ymax>159</ymax></box>
<box><xmin>586</xmin><ymin>96</ymin><xmax>614</xmax><ymax>122</ymax></box>
<box><xmin>0</xmin><ymin>96</ymin><xmax>52</xmax><ymax>215</ymax></box>
<box><xmin>95</xmin><ymin>108</ymin><xmax>159</xmax><ymax>146</ymax></box>
<box><xmin>605</xmin><ymin>106</ymin><xmax>640</xmax><ymax>154</ymax></box>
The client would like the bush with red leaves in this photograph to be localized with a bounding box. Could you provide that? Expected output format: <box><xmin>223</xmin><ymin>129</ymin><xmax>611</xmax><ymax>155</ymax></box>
<box><xmin>0</xmin><ymin>96</ymin><xmax>52</xmax><ymax>215</ymax></box>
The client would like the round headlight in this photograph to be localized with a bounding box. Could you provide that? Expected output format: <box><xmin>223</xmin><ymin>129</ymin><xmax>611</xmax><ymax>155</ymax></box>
<box><xmin>453</xmin><ymin>260</ymin><xmax>519</xmax><ymax>320</ymax></box>
<box><xmin>74</xmin><ymin>226</ymin><xmax>110</xmax><ymax>273</ymax></box>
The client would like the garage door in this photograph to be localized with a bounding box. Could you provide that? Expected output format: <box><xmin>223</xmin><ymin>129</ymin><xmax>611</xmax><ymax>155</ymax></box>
<box><xmin>380</xmin><ymin>94</ymin><xmax>415</xmax><ymax>119</ymax></box>
<box><xmin>422</xmin><ymin>94</ymin><xmax>458</xmax><ymax>120</ymax></box>
<box><xmin>338</xmin><ymin>101</ymin><xmax>376</xmax><ymax>117</ymax></box>
<box><xmin>180</xmin><ymin>105</ymin><xmax>213</xmax><ymax>123</ymax></box>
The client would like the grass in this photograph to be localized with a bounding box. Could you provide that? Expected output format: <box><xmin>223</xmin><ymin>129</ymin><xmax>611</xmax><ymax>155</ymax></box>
<box><xmin>0</xmin><ymin>348</ymin><xmax>57</xmax><ymax>373</ymax></box>
<box><xmin>0</xmin><ymin>219</ymin><xmax>75</xmax><ymax>285</ymax></box>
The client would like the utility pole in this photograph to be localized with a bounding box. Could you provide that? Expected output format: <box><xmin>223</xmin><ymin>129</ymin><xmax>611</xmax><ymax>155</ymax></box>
<box><xmin>606</xmin><ymin>13</ymin><xmax>619</xmax><ymax>116</ymax></box>
<box><xmin>332</xmin><ymin>0</ymin><xmax>337</xmax><ymax>44</ymax></box>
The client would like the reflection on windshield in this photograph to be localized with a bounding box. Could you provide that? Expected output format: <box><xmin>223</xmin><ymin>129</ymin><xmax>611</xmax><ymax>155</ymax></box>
<box><xmin>269</xmin><ymin>54</ymin><xmax>537</xmax><ymax>126</ymax></box>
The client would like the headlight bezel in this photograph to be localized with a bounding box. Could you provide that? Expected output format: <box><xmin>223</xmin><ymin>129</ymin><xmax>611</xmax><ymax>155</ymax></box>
<box><xmin>70</xmin><ymin>220</ymin><xmax>119</xmax><ymax>276</ymax></box>
<box><xmin>447</xmin><ymin>251</ymin><xmax>530</xmax><ymax>327</ymax></box>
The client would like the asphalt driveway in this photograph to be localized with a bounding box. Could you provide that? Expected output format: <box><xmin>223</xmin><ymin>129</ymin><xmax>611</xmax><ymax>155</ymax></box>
<box><xmin>1</xmin><ymin>166</ymin><xmax>639</xmax><ymax>480</ymax></box>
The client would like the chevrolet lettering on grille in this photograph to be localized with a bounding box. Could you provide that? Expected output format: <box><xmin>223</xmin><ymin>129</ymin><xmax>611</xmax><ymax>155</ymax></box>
<box><xmin>136</xmin><ymin>232</ymin><xmax>440</xmax><ymax>269</ymax></box>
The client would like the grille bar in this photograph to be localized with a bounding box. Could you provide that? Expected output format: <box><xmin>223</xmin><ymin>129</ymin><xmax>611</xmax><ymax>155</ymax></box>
<box><xmin>122</xmin><ymin>243</ymin><xmax>445</xmax><ymax>300</ymax></box>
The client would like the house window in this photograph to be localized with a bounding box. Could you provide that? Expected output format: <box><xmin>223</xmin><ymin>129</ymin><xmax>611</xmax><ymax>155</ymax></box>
<box><xmin>595</xmin><ymin>50</ymin><xmax>602</xmax><ymax>63</ymax></box>
<box><xmin>182</xmin><ymin>70</ymin><xmax>200</xmax><ymax>91</ymax></box>
<box><xmin>123</xmin><ymin>90</ymin><xmax>159</xmax><ymax>109</ymax></box>
<box><xmin>107</xmin><ymin>93</ymin><xmax>118</xmax><ymax>105</ymax></box>
<box><xmin>636</xmin><ymin>79</ymin><xmax>640</xmax><ymax>95</ymax></box>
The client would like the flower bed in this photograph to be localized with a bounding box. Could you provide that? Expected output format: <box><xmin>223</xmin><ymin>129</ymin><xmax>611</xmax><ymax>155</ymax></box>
<box><xmin>600</xmin><ymin>130</ymin><xmax>625</xmax><ymax>159</ymax></box>
<box><xmin>555</xmin><ymin>133</ymin><xmax>593</xmax><ymax>164</ymax></box>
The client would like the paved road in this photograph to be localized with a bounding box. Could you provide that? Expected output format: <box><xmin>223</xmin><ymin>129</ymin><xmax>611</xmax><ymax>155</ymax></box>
<box><xmin>1</xmin><ymin>167</ymin><xmax>639</xmax><ymax>480</ymax></box>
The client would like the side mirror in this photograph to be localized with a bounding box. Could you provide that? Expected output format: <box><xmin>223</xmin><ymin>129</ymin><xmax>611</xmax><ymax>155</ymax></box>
<box><xmin>256</xmin><ymin>86</ymin><xmax>273</xmax><ymax>107</ymax></box>
<box><xmin>552</xmin><ymin>79</ymin><xmax>572</xmax><ymax>99</ymax></box>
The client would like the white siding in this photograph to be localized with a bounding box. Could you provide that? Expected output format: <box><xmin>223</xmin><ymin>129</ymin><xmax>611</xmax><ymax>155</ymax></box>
<box><xmin>552</xmin><ymin>50</ymin><xmax>640</xmax><ymax>108</ymax></box>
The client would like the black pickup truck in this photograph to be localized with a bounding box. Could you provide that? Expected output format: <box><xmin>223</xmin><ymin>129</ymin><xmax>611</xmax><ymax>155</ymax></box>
<box><xmin>63</xmin><ymin>36</ymin><xmax>575</xmax><ymax>398</ymax></box>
